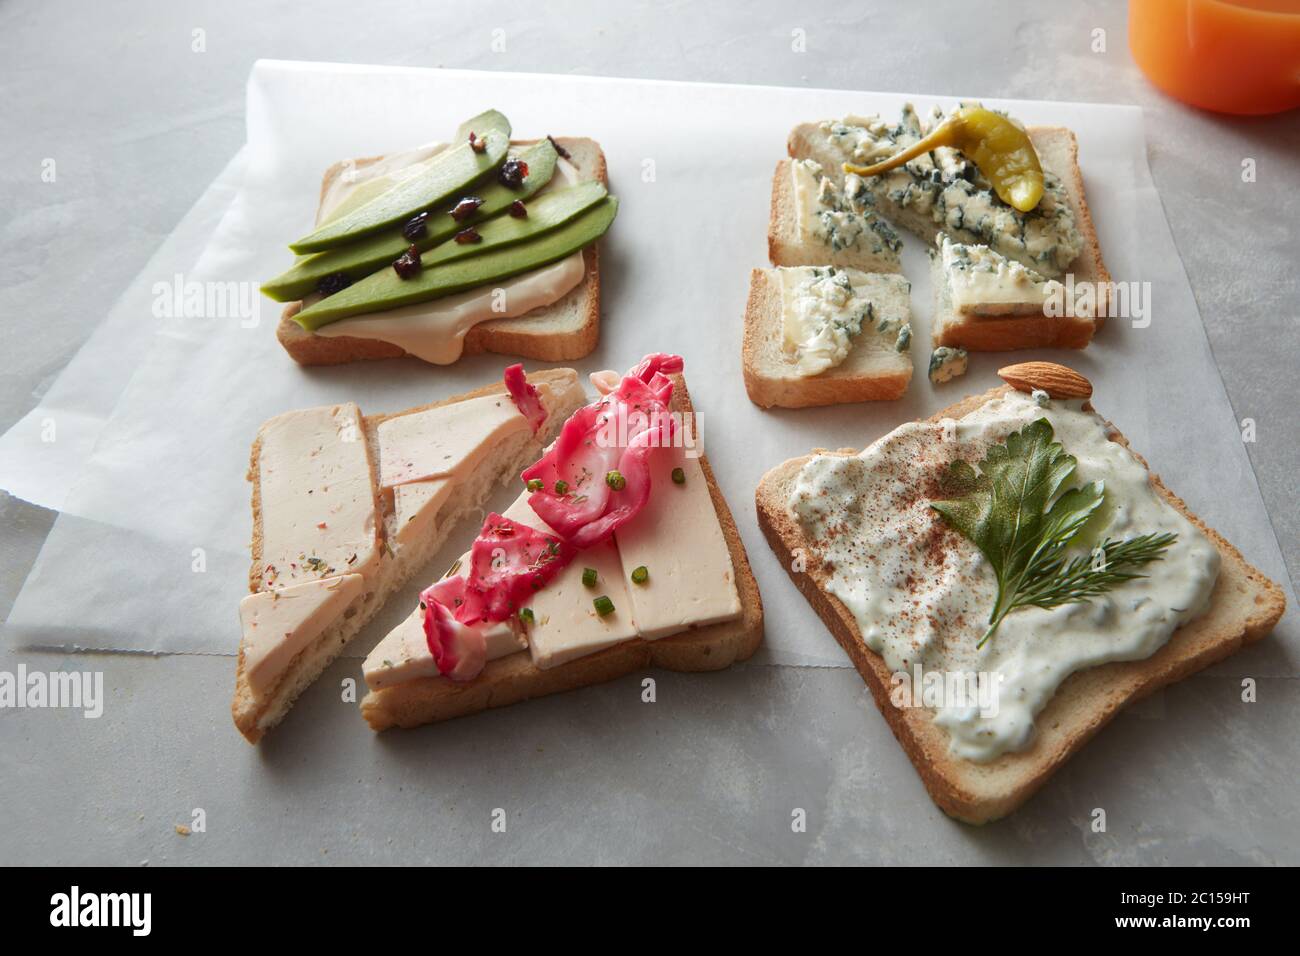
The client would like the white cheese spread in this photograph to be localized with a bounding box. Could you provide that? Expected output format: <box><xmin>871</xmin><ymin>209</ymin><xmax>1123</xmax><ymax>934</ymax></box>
<box><xmin>788</xmin><ymin>390</ymin><xmax>1219</xmax><ymax>762</ymax></box>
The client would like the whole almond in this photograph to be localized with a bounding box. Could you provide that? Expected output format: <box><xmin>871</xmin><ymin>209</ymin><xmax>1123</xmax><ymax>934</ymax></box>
<box><xmin>997</xmin><ymin>362</ymin><xmax>1093</xmax><ymax>399</ymax></box>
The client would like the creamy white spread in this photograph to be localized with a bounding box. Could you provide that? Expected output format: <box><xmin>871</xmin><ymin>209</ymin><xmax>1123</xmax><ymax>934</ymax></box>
<box><xmin>313</xmin><ymin>154</ymin><xmax>587</xmax><ymax>363</ymax></box>
<box><xmin>316</xmin><ymin>253</ymin><xmax>585</xmax><ymax>364</ymax></box>
<box><xmin>318</xmin><ymin>142</ymin><xmax>449</xmax><ymax>225</ymax></box>
<box><xmin>789</xmin><ymin>390</ymin><xmax>1220</xmax><ymax>761</ymax></box>
<box><xmin>778</xmin><ymin>266</ymin><xmax>911</xmax><ymax>377</ymax></box>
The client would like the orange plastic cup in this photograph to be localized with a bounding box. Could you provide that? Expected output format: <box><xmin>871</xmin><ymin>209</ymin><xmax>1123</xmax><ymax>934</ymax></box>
<box><xmin>1129</xmin><ymin>0</ymin><xmax>1300</xmax><ymax>114</ymax></box>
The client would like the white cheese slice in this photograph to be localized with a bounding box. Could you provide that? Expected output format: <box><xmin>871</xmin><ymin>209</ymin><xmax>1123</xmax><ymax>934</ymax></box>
<box><xmin>791</xmin><ymin>159</ymin><xmax>823</xmax><ymax>244</ymax></box>
<box><xmin>257</xmin><ymin>403</ymin><xmax>379</xmax><ymax>589</ymax></box>
<box><xmin>362</xmin><ymin>603</ymin><xmax>526</xmax><ymax>691</ymax></box>
<box><xmin>377</xmin><ymin>393</ymin><xmax>529</xmax><ymax>489</ymax></box>
<box><xmin>240</xmin><ymin>574</ymin><xmax>366</xmax><ymax>698</ymax></box>
<box><xmin>392</xmin><ymin>477</ymin><xmax>455</xmax><ymax>550</ymax></box>
<box><xmin>613</xmin><ymin>449</ymin><xmax>741</xmax><ymax>640</ymax></box>
<box><xmin>500</xmin><ymin>493</ymin><xmax>639</xmax><ymax>670</ymax></box>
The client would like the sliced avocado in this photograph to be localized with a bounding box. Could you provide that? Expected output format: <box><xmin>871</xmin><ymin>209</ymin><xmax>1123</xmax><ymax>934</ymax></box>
<box><xmin>294</xmin><ymin>196</ymin><xmax>618</xmax><ymax>331</ymax></box>
<box><xmin>421</xmin><ymin>182</ymin><xmax>606</xmax><ymax>267</ymax></box>
<box><xmin>262</xmin><ymin>139</ymin><xmax>560</xmax><ymax>302</ymax></box>
<box><xmin>288</xmin><ymin>109</ymin><xmax>511</xmax><ymax>254</ymax></box>
<box><xmin>317</xmin><ymin>150</ymin><xmax>445</xmax><ymax>227</ymax></box>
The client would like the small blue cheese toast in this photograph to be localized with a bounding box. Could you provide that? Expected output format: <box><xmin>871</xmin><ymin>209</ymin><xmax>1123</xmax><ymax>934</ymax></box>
<box><xmin>742</xmin><ymin>265</ymin><xmax>914</xmax><ymax>408</ymax></box>
<box><xmin>931</xmin><ymin>235</ymin><xmax>1099</xmax><ymax>351</ymax></box>
<box><xmin>787</xmin><ymin>106</ymin><xmax>1109</xmax><ymax>285</ymax></box>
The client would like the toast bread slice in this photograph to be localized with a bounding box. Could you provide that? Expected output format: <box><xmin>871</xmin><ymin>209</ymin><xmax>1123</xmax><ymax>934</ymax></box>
<box><xmin>275</xmin><ymin>137</ymin><xmax>607</xmax><ymax>367</ymax></box>
<box><xmin>233</xmin><ymin>369</ymin><xmax>587</xmax><ymax>742</ymax></box>
<box><xmin>767</xmin><ymin>159</ymin><xmax>903</xmax><ymax>274</ymax></box>
<box><xmin>741</xmin><ymin>267</ymin><xmax>912</xmax><ymax>408</ymax></box>
<box><xmin>360</xmin><ymin>373</ymin><xmax>765</xmax><ymax>731</ymax></box>
<box><xmin>755</xmin><ymin>384</ymin><xmax>1285</xmax><ymax>823</ymax></box>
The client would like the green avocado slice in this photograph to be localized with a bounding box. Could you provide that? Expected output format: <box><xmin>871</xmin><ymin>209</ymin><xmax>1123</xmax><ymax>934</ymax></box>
<box><xmin>288</xmin><ymin>109</ymin><xmax>511</xmax><ymax>254</ymax></box>
<box><xmin>294</xmin><ymin>196</ymin><xmax>618</xmax><ymax>331</ymax></box>
<box><xmin>421</xmin><ymin>181</ymin><xmax>606</xmax><ymax>266</ymax></box>
<box><xmin>261</xmin><ymin>138</ymin><xmax>559</xmax><ymax>302</ymax></box>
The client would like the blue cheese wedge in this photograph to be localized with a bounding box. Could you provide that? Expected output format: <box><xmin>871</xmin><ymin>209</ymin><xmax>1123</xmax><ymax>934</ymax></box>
<box><xmin>790</xmin><ymin>158</ymin><xmax>902</xmax><ymax>272</ymax></box>
<box><xmin>797</xmin><ymin>104</ymin><xmax>1084</xmax><ymax>276</ymax></box>
<box><xmin>777</xmin><ymin>265</ymin><xmax>911</xmax><ymax>377</ymax></box>
<box><xmin>928</xmin><ymin>346</ymin><xmax>968</xmax><ymax>384</ymax></box>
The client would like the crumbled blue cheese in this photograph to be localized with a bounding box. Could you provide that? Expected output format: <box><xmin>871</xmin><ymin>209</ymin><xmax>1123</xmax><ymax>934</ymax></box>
<box><xmin>812</xmin><ymin>104</ymin><xmax>1084</xmax><ymax>276</ymax></box>
<box><xmin>777</xmin><ymin>266</ymin><xmax>910</xmax><ymax>376</ymax></box>
<box><xmin>791</xmin><ymin>159</ymin><xmax>901</xmax><ymax>259</ymax></box>
<box><xmin>928</xmin><ymin>346</ymin><xmax>968</xmax><ymax>383</ymax></box>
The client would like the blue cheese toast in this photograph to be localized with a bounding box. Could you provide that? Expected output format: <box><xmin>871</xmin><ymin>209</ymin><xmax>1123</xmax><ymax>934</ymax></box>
<box><xmin>787</xmin><ymin>105</ymin><xmax>1109</xmax><ymax>288</ymax></box>
<box><xmin>742</xmin><ymin>265</ymin><xmax>913</xmax><ymax>407</ymax></box>
<box><xmin>931</xmin><ymin>235</ymin><xmax>1099</xmax><ymax>351</ymax></box>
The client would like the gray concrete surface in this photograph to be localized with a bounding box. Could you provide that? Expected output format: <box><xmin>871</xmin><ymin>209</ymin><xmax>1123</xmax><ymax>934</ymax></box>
<box><xmin>2</xmin><ymin>0</ymin><xmax>1297</xmax><ymax>865</ymax></box>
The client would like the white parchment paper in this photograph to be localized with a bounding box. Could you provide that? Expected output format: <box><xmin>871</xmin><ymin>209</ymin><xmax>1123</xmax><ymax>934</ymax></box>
<box><xmin>2</xmin><ymin>61</ymin><xmax>1293</xmax><ymax>673</ymax></box>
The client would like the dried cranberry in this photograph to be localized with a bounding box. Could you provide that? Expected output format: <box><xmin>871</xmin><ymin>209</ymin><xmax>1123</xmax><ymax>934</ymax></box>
<box><xmin>497</xmin><ymin>158</ymin><xmax>529</xmax><ymax>189</ymax></box>
<box><xmin>393</xmin><ymin>245</ymin><xmax>422</xmax><ymax>279</ymax></box>
<box><xmin>402</xmin><ymin>211</ymin><xmax>429</xmax><ymax>241</ymax></box>
<box><xmin>316</xmin><ymin>272</ymin><xmax>353</xmax><ymax>297</ymax></box>
<box><xmin>454</xmin><ymin>227</ymin><xmax>482</xmax><ymax>245</ymax></box>
<box><xmin>449</xmin><ymin>196</ymin><xmax>484</xmax><ymax>222</ymax></box>
<box><xmin>509</xmin><ymin>200</ymin><xmax>527</xmax><ymax>218</ymax></box>
<box><xmin>468</xmin><ymin>131</ymin><xmax>486</xmax><ymax>153</ymax></box>
<box><xmin>547</xmin><ymin>135</ymin><xmax>571</xmax><ymax>160</ymax></box>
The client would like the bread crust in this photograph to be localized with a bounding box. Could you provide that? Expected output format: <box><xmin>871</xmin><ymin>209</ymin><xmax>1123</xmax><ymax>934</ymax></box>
<box><xmin>360</xmin><ymin>373</ymin><xmax>765</xmax><ymax>731</ymax></box>
<box><xmin>233</xmin><ymin>369</ymin><xmax>586</xmax><ymax>743</ymax></box>
<box><xmin>275</xmin><ymin>137</ymin><xmax>607</xmax><ymax>367</ymax></box>
<box><xmin>741</xmin><ymin>268</ymin><xmax>911</xmax><ymax>408</ymax></box>
<box><xmin>754</xmin><ymin>385</ymin><xmax>1286</xmax><ymax>823</ymax></box>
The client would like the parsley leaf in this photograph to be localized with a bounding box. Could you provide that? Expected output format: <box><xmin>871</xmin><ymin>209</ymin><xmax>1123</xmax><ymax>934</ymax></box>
<box><xmin>931</xmin><ymin>418</ymin><xmax>1176</xmax><ymax>647</ymax></box>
